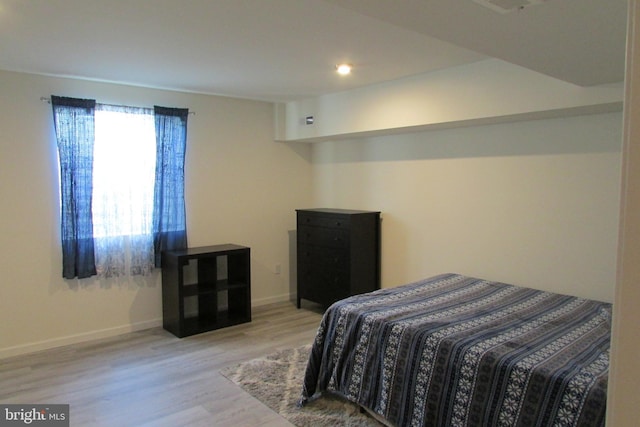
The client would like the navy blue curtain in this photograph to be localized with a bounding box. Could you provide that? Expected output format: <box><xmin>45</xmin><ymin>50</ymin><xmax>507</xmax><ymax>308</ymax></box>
<box><xmin>51</xmin><ymin>95</ymin><xmax>98</xmax><ymax>279</ymax></box>
<box><xmin>153</xmin><ymin>106</ymin><xmax>188</xmax><ymax>266</ymax></box>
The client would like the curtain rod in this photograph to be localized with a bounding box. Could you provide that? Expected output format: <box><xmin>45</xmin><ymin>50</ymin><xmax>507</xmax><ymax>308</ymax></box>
<box><xmin>40</xmin><ymin>97</ymin><xmax>196</xmax><ymax>115</ymax></box>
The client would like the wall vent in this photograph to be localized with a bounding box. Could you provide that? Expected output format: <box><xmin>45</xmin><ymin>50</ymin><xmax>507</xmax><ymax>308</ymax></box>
<box><xmin>471</xmin><ymin>0</ymin><xmax>545</xmax><ymax>14</ymax></box>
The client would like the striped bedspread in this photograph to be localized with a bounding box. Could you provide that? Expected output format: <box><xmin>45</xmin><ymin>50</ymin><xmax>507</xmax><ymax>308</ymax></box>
<box><xmin>300</xmin><ymin>274</ymin><xmax>611</xmax><ymax>427</ymax></box>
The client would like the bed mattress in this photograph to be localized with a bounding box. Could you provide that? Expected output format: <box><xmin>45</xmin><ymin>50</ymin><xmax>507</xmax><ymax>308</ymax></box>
<box><xmin>300</xmin><ymin>273</ymin><xmax>611</xmax><ymax>427</ymax></box>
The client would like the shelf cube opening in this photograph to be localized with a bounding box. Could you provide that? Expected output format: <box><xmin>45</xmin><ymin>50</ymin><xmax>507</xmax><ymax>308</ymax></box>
<box><xmin>184</xmin><ymin>295</ymin><xmax>199</xmax><ymax>318</ymax></box>
<box><xmin>182</xmin><ymin>258</ymin><xmax>199</xmax><ymax>286</ymax></box>
<box><xmin>218</xmin><ymin>289</ymin><xmax>228</xmax><ymax>311</ymax></box>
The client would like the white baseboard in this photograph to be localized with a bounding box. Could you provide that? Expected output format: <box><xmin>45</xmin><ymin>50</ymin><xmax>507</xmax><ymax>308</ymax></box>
<box><xmin>251</xmin><ymin>292</ymin><xmax>294</xmax><ymax>307</ymax></box>
<box><xmin>0</xmin><ymin>318</ymin><xmax>162</xmax><ymax>360</ymax></box>
<box><xmin>0</xmin><ymin>293</ymin><xmax>296</xmax><ymax>360</ymax></box>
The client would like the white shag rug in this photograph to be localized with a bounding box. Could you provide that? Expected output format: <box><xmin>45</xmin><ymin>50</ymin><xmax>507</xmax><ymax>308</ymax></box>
<box><xmin>219</xmin><ymin>345</ymin><xmax>382</xmax><ymax>426</ymax></box>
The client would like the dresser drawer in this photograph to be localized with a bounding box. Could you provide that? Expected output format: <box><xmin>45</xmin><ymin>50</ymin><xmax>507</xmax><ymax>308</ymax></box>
<box><xmin>298</xmin><ymin>225</ymin><xmax>348</xmax><ymax>248</ymax></box>
<box><xmin>298</xmin><ymin>264</ymin><xmax>350</xmax><ymax>295</ymax></box>
<box><xmin>298</xmin><ymin>214</ymin><xmax>349</xmax><ymax>229</ymax></box>
<box><xmin>298</xmin><ymin>266</ymin><xmax>349</xmax><ymax>286</ymax></box>
<box><xmin>298</xmin><ymin>245</ymin><xmax>348</xmax><ymax>271</ymax></box>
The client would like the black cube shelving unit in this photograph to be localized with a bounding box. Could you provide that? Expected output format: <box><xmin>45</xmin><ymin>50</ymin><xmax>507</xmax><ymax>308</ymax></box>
<box><xmin>161</xmin><ymin>244</ymin><xmax>251</xmax><ymax>338</ymax></box>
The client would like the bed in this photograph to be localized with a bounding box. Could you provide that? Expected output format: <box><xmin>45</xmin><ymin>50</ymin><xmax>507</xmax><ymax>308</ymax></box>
<box><xmin>299</xmin><ymin>273</ymin><xmax>611</xmax><ymax>427</ymax></box>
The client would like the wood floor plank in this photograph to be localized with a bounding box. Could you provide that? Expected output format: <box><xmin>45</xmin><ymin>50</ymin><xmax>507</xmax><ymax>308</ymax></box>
<box><xmin>0</xmin><ymin>301</ymin><xmax>324</xmax><ymax>426</ymax></box>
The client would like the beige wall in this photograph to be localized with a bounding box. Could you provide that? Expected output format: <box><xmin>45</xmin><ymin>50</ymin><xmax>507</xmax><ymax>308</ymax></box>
<box><xmin>0</xmin><ymin>70</ymin><xmax>312</xmax><ymax>357</ymax></box>
<box><xmin>311</xmin><ymin>112</ymin><xmax>622</xmax><ymax>302</ymax></box>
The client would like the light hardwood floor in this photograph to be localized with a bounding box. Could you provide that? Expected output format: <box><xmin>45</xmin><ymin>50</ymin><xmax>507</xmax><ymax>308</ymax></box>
<box><xmin>0</xmin><ymin>301</ymin><xmax>325</xmax><ymax>427</ymax></box>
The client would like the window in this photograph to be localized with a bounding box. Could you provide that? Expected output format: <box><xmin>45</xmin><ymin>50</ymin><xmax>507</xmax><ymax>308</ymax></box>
<box><xmin>51</xmin><ymin>96</ymin><xmax>188</xmax><ymax>280</ymax></box>
<box><xmin>92</xmin><ymin>105</ymin><xmax>157</xmax><ymax>277</ymax></box>
<box><xmin>92</xmin><ymin>105</ymin><xmax>156</xmax><ymax>239</ymax></box>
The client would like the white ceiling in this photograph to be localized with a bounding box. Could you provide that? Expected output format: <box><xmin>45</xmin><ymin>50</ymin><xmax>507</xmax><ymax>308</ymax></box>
<box><xmin>0</xmin><ymin>0</ymin><xmax>628</xmax><ymax>102</ymax></box>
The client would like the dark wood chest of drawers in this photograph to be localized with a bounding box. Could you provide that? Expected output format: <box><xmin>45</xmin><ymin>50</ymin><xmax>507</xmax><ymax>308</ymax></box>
<box><xmin>296</xmin><ymin>208</ymin><xmax>381</xmax><ymax>308</ymax></box>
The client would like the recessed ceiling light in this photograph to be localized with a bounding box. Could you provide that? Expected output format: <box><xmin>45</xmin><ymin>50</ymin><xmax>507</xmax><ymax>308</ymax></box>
<box><xmin>335</xmin><ymin>64</ymin><xmax>353</xmax><ymax>75</ymax></box>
